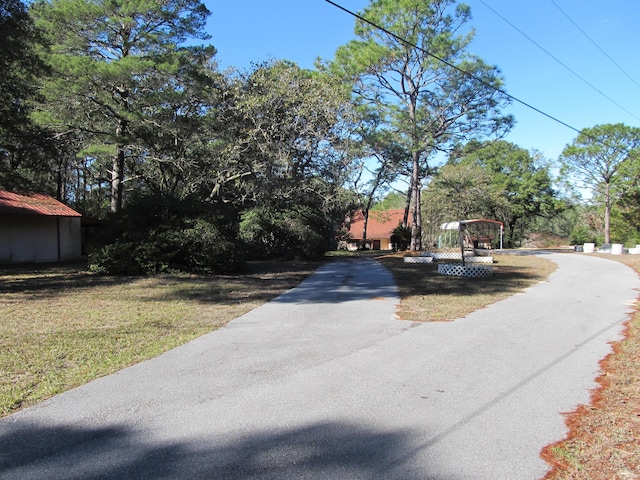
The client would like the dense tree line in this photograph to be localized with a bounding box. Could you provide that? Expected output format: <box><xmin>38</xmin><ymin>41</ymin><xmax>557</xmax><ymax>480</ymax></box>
<box><xmin>559</xmin><ymin>123</ymin><xmax>640</xmax><ymax>245</ymax></box>
<box><xmin>0</xmin><ymin>0</ymin><xmax>55</xmax><ymax>193</ymax></box>
<box><xmin>429</xmin><ymin>140</ymin><xmax>559</xmax><ymax>248</ymax></box>
<box><xmin>1</xmin><ymin>0</ymin><xmax>639</xmax><ymax>273</ymax></box>
<box><xmin>1</xmin><ymin>0</ymin><xmax>359</xmax><ymax>272</ymax></box>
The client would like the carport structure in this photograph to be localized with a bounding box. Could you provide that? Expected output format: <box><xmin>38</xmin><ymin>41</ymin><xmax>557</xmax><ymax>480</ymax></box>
<box><xmin>438</xmin><ymin>219</ymin><xmax>503</xmax><ymax>266</ymax></box>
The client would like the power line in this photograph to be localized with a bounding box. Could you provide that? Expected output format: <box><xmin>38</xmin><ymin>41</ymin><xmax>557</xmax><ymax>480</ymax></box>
<box><xmin>549</xmin><ymin>0</ymin><xmax>640</xmax><ymax>92</ymax></box>
<box><xmin>477</xmin><ymin>0</ymin><xmax>640</xmax><ymax>123</ymax></box>
<box><xmin>324</xmin><ymin>0</ymin><xmax>582</xmax><ymax>136</ymax></box>
<box><xmin>323</xmin><ymin>0</ymin><xmax>634</xmax><ymax>157</ymax></box>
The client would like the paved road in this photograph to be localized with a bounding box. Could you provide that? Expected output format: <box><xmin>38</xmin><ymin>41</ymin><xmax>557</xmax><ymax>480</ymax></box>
<box><xmin>1</xmin><ymin>253</ymin><xmax>639</xmax><ymax>479</ymax></box>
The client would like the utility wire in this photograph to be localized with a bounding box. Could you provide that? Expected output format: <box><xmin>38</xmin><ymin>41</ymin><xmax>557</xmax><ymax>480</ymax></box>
<box><xmin>549</xmin><ymin>0</ymin><xmax>640</xmax><ymax>92</ymax></box>
<box><xmin>325</xmin><ymin>0</ymin><xmax>581</xmax><ymax>135</ymax></box>
<box><xmin>477</xmin><ymin>0</ymin><xmax>640</xmax><ymax>123</ymax></box>
<box><xmin>323</xmin><ymin>0</ymin><xmax>633</xmax><ymax>157</ymax></box>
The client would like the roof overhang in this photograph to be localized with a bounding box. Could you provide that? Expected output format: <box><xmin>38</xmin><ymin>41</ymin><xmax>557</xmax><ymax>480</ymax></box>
<box><xmin>0</xmin><ymin>191</ymin><xmax>81</xmax><ymax>217</ymax></box>
<box><xmin>440</xmin><ymin>219</ymin><xmax>503</xmax><ymax>230</ymax></box>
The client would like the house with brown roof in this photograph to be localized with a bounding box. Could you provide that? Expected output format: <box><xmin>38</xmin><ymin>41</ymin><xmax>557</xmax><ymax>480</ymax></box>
<box><xmin>345</xmin><ymin>209</ymin><xmax>405</xmax><ymax>250</ymax></box>
<box><xmin>0</xmin><ymin>190</ymin><xmax>82</xmax><ymax>264</ymax></box>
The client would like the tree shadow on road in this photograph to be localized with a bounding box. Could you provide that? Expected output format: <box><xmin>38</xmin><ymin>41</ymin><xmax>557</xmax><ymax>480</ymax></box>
<box><xmin>269</xmin><ymin>260</ymin><xmax>399</xmax><ymax>304</ymax></box>
<box><xmin>0</xmin><ymin>419</ymin><xmax>449</xmax><ymax>480</ymax></box>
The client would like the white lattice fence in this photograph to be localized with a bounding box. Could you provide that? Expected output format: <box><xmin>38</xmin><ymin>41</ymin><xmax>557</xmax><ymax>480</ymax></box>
<box><xmin>403</xmin><ymin>256</ymin><xmax>434</xmax><ymax>263</ymax></box>
<box><xmin>437</xmin><ymin>263</ymin><xmax>493</xmax><ymax>277</ymax></box>
<box><xmin>423</xmin><ymin>252</ymin><xmax>493</xmax><ymax>263</ymax></box>
<box><xmin>465</xmin><ymin>256</ymin><xmax>494</xmax><ymax>264</ymax></box>
<box><xmin>429</xmin><ymin>252</ymin><xmax>462</xmax><ymax>260</ymax></box>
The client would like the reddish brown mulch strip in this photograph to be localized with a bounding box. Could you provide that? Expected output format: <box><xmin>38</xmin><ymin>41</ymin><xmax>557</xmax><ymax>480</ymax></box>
<box><xmin>541</xmin><ymin>256</ymin><xmax>640</xmax><ymax>479</ymax></box>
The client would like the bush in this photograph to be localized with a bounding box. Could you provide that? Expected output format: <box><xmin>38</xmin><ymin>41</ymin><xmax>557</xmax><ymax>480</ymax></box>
<box><xmin>239</xmin><ymin>205</ymin><xmax>329</xmax><ymax>260</ymax></box>
<box><xmin>569</xmin><ymin>224</ymin><xmax>597</xmax><ymax>245</ymax></box>
<box><xmin>89</xmin><ymin>195</ymin><xmax>244</xmax><ymax>275</ymax></box>
<box><xmin>89</xmin><ymin>222</ymin><xmax>242</xmax><ymax>275</ymax></box>
<box><xmin>390</xmin><ymin>223</ymin><xmax>411</xmax><ymax>251</ymax></box>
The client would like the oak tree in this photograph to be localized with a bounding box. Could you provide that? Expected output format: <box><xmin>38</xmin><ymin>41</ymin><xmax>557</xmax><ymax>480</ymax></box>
<box><xmin>221</xmin><ymin>61</ymin><xmax>357</xmax><ymax>258</ymax></box>
<box><xmin>446</xmin><ymin>140</ymin><xmax>558</xmax><ymax>246</ymax></box>
<box><xmin>559</xmin><ymin>123</ymin><xmax>640</xmax><ymax>244</ymax></box>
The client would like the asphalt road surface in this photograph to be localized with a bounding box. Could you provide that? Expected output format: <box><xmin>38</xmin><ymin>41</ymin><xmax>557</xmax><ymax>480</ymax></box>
<box><xmin>1</xmin><ymin>253</ymin><xmax>639</xmax><ymax>479</ymax></box>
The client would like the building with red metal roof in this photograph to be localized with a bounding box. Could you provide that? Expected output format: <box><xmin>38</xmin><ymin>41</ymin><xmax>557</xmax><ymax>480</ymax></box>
<box><xmin>0</xmin><ymin>190</ymin><xmax>82</xmax><ymax>263</ymax></box>
<box><xmin>0</xmin><ymin>191</ymin><xmax>82</xmax><ymax>217</ymax></box>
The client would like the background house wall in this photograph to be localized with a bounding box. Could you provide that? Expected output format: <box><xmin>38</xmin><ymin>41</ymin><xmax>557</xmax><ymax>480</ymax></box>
<box><xmin>0</xmin><ymin>191</ymin><xmax>82</xmax><ymax>264</ymax></box>
<box><xmin>0</xmin><ymin>216</ymin><xmax>81</xmax><ymax>263</ymax></box>
<box><xmin>346</xmin><ymin>209</ymin><xmax>405</xmax><ymax>251</ymax></box>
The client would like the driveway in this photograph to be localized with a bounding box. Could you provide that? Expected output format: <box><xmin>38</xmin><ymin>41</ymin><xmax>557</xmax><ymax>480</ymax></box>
<box><xmin>1</xmin><ymin>253</ymin><xmax>638</xmax><ymax>479</ymax></box>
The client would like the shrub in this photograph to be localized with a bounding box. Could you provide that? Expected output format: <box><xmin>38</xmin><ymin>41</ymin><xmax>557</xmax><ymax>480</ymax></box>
<box><xmin>569</xmin><ymin>224</ymin><xmax>597</xmax><ymax>245</ymax></box>
<box><xmin>390</xmin><ymin>223</ymin><xmax>411</xmax><ymax>251</ymax></box>
<box><xmin>89</xmin><ymin>195</ymin><xmax>243</xmax><ymax>275</ymax></box>
<box><xmin>239</xmin><ymin>205</ymin><xmax>329</xmax><ymax>260</ymax></box>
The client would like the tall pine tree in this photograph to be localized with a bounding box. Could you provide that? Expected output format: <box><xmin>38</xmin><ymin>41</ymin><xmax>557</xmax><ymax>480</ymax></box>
<box><xmin>31</xmin><ymin>0</ymin><xmax>211</xmax><ymax>212</ymax></box>
<box><xmin>329</xmin><ymin>0</ymin><xmax>512</xmax><ymax>250</ymax></box>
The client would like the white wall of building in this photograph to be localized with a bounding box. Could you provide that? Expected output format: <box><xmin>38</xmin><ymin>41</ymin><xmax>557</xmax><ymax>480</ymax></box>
<box><xmin>0</xmin><ymin>216</ymin><xmax>81</xmax><ymax>263</ymax></box>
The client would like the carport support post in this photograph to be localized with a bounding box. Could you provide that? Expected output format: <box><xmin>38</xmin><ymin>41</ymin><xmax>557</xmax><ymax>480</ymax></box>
<box><xmin>459</xmin><ymin>223</ymin><xmax>466</xmax><ymax>267</ymax></box>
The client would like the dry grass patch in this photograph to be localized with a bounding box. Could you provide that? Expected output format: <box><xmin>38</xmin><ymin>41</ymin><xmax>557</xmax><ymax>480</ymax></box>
<box><xmin>542</xmin><ymin>254</ymin><xmax>640</xmax><ymax>480</ymax></box>
<box><xmin>0</xmin><ymin>260</ymin><xmax>319</xmax><ymax>417</ymax></box>
<box><xmin>377</xmin><ymin>253</ymin><xmax>557</xmax><ymax>322</ymax></box>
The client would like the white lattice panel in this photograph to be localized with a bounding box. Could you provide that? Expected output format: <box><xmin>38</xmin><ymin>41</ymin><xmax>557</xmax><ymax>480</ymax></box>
<box><xmin>437</xmin><ymin>263</ymin><xmax>493</xmax><ymax>277</ymax></box>
<box><xmin>465</xmin><ymin>256</ymin><xmax>494</xmax><ymax>264</ymax></box>
<box><xmin>429</xmin><ymin>252</ymin><xmax>462</xmax><ymax>260</ymax></box>
<box><xmin>423</xmin><ymin>252</ymin><xmax>493</xmax><ymax>263</ymax></box>
<box><xmin>404</xmin><ymin>256</ymin><xmax>433</xmax><ymax>263</ymax></box>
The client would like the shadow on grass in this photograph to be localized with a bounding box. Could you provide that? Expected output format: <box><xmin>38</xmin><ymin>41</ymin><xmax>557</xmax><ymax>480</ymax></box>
<box><xmin>377</xmin><ymin>254</ymin><xmax>552</xmax><ymax>299</ymax></box>
<box><xmin>0</xmin><ymin>254</ymin><xmax>552</xmax><ymax>307</ymax></box>
<box><xmin>0</xmin><ymin>263</ymin><xmax>136</xmax><ymax>296</ymax></box>
<box><xmin>0</xmin><ymin>260</ymin><xmax>325</xmax><ymax>305</ymax></box>
<box><xmin>146</xmin><ymin>260</ymin><xmax>326</xmax><ymax>305</ymax></box>
<box><xmin>147</xmin><ymin>254</ymin><xmax>548</xmax><ymax>306</ymax></box>
<box><xmin>0</xmin><ymin>420</ymin><xmax>445</xmax><ymax>480</ymax></box>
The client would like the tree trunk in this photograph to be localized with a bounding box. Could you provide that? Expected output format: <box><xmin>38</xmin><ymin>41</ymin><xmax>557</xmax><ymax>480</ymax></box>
<box><xmin>110</xmin><ymin>147</ymin><xmax>126</xmax><ymax>213</ymax></box>
<box><xmin>110</xmin><ymin>117</ymin><xmax>128</xmax><ymax>213</ymax></box>
<box><xmin>604</xmin><ymin>181</ymin><xmax>611</xmax><ymax>244</ymax></box>
<box><xmin>361</xmin><ymin>180</ymin><xmax>378</xmax><ymax>246</ymax></box>
<box><xmin>410</xmin><ymin>151</ymin><xmax>422</xmax><ymax>251</ymax></box>
<box><xmin>507</xmin><ymin>219</ymin><xmax>517</xmax><ymax>248</ymax></box>
<box><xmin>403</xmin><ymin>186</ymin><xmax>412</xmax><ymax>228</ymax></box>
<box><xmin>362</xmin><ymin>209</ymin><xmax>369</xmax><ymax>247</ymax></box>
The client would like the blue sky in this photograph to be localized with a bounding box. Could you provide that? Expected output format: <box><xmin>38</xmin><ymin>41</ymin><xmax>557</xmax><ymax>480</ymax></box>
<box><xmin>204</xmin><ymin>0</ymin><xmax>640</xmax><ymax>164</ymax></box>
